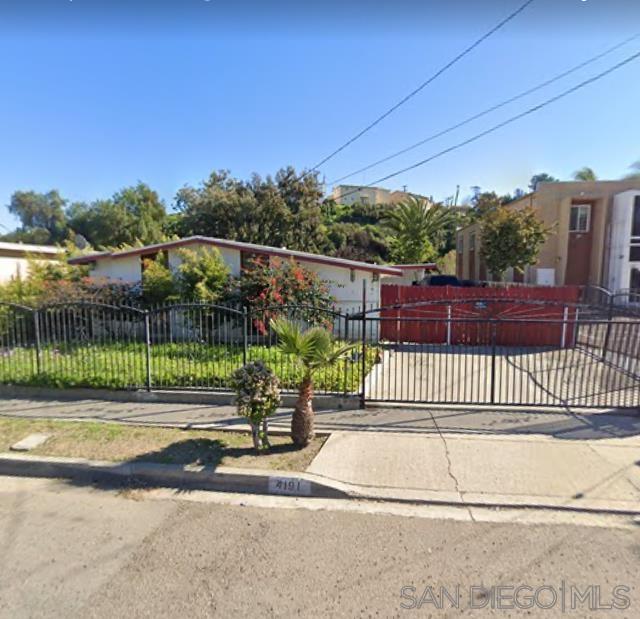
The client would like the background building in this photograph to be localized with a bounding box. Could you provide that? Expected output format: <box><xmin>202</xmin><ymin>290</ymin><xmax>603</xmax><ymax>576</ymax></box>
<box><xmin>331</xmin><ymin>185</ymin><xmax>429</xmax><ymax>206</ymax></box>
<box><xmin>0</xmin><ymin>242</ymin><xmax>61</xmax><ymax>282</ymax></box>
<box><xmin>457</xmin><ymin>180</ymin><xmax>640</xmax><ymax>288</ymax></box>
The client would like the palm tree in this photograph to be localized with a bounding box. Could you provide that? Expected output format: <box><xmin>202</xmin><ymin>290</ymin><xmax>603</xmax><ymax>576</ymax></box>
<box><xmin>271</xmin><ymin>318</ymin><xmax>356</xmax><ymax>447</ymax></box>
<box><xmin>384</xmin><ymin>196</ymin><xmax>454</xmax><ymax>264</ymax></box>
<box><xmin>573</xmin><ymin>167</ymin><xmax>597</xmax><ymax>182</ymax></box>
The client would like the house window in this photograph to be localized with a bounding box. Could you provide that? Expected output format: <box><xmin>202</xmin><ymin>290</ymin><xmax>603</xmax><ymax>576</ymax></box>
<box><xmin>350</xmin><ymin>269</ymin><xmax>356</xmax><ymax>282</ymax></box>
<box><xmin>360</xmin><ymin>196</ymin><xmax>370</xmax><ymax>206</ymax></box>
<box><xmin>372</xmin><ymin>272</ymin><xmax>379</xmax><ymax>283</ymax></box>
<box><xmin>569</xmin><ymin>204</ymin><xmax>591</xmax><ymax>232</ymax></box>
<box><xmin>469</xmin><ymin>234</ymin><xmax>476</xmax><ymax>251</ymax></box>
<box><xmin>457</xmin><ymin>235</ymin><xmax>464</xmax><ymax>253</ymax></box>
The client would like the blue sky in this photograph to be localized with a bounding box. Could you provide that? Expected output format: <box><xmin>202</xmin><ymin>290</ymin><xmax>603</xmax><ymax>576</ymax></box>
<box><xmin>0</xmin><ymin>0</ymin><xmax>639</xmax><ymax>231</ymax></box>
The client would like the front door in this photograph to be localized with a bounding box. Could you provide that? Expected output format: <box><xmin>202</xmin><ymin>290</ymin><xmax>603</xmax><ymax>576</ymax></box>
<box><xmin>565</xmin><ymin>202</ymin><xmax>593</xmax><ymax>285</ymax></box>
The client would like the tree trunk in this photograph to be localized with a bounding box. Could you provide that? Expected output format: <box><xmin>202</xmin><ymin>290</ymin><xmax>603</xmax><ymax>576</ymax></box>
<box><xmin>261</xmin><ymin>418</ymin><xmax>271</xmax><ymax>449</ymax></box>
<box><xmin>292</xmin><ymin>374</ymin><xmax>314</xmax><ymax>447</ymax></box>
<box><xmin>250</xmin><ymin>423</ymin><xmax>261</xmax><ymax>453</ymax></box>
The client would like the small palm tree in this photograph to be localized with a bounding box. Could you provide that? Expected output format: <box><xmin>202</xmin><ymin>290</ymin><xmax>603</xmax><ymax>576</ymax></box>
<box><xmin>573</xmin><ymin>166</ymin><xmax>597</xmax><ymax>182</ymax></box>
<box><xmin>384</xmin><ymin>196</ymin><xmax>454</xmax><ymax>264</ymax></box>
<box><xmin>271</xmin><ymin>318</ymin><xmax>356</xmax><ymax>447</ymax></box>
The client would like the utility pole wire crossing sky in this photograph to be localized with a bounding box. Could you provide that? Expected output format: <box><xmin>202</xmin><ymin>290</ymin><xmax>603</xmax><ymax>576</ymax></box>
<box><xmin>332</xmin><ymin>49</ymin><xmax>640</xmax><ymax>203</ymax></box>
<box><xmin>307</xmin><ymin>0</ymin><xmax>538</xmax><ymax>175</ymax></box>
<box><xmin>329</xmin><ymin>32</ymin><xmax>640</xmax><ymax>186</ymax></box>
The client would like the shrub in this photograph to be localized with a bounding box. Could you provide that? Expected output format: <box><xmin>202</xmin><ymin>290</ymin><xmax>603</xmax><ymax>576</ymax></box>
<box><xmin>235</xmin><ymin>257</ymin><xmax>335</xmax><ymax>333</ymax></box>
<box><xmin>142</xmin><ymin>258</ymin><xmax>178</xmax><ymax>305</ymax></box>
<box><xmin>229</xmin><ymin>361</ymin><xmax>281</xmax><ymax>452</ymax></box>
<box><xmin>176</xmin><ymin>247</ymin><xmax>230</xmax><ymax>302</ymax></box>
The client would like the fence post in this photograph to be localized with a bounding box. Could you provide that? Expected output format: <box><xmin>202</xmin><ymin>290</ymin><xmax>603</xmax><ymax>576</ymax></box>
<box><xmin>490</xmin><ymin>319</ymin><xmax>497</xmax><ymax>405</ymax></box>
<box><xmin>360</xmin><ymin>281</ymin><xmax>367</xmax><ymax>409</ymax></box>
<box><xmin>144</xmin><ymin>311</ymin><xmax>152</xmax><ymax>391</ymax></box>
<box><xmin>560</xmin><ymin>305</ymin><xmax>568</xmax><ymax>349</ymax></box>
<box><xmin>33</xmin><ymin>309</ymin><xmax>42</xmax><ymax>375</ymax></box>
<box><xmin>242</xmin><ymin>306</ymin><xmax>248</xmax><ymax>366</ymax></box>
<box><xmin>601</xmin><ymin>294</ymin><xmax>614</xmax><ymax>361</ymax></box>
<box><xmin>446</xmin><ymin>305</ymin><xmax>452</xmax><ymax>345</ymax></box>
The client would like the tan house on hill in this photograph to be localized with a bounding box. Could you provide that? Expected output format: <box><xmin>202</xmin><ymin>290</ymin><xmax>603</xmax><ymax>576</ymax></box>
<box><xmin>456</xmin><ymin>180</ymin><xmax>640</xmax><ymax>289</ymax></box>
<box><xmin>331</xmin><ymin>185</ymin><xmax>428</xmax><ymax>207</ymax></box>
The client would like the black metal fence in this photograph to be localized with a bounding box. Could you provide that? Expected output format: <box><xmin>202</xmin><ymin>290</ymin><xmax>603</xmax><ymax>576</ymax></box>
<box><xmin>0</xmin><ymin>301</ymin><xmax>369</xmax><ymax>395</ymax></box>
<box><xmin>361</xmin><ymin>313</ymin><xmax>640</xmax><ymax>408</ymax></box>
<box><xmin>0</xmin><ymin>294</ymin><xmax>638</xmax><ymax>409</ymax></box>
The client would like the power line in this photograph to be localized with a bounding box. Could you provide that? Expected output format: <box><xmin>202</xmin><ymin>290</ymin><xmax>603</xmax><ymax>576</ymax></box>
<box><xmin>329</xmin><ymin>32</ymin><xmax>640</xmax><ymax>185</ymax></box>
<box><xmin>332</xmin><ymin>49</ymin><xmax>640</xmax><ymax>203</ymax></box>
<box><xmin>306</xmin><ymin>0</ymin><xmax>538</xmax><ymax>175</ymax></box>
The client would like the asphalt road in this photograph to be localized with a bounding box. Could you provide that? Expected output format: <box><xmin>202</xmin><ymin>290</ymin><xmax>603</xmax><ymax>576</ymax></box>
<box><xmin>1</xmin><ymin>477</ymin><xmax>639</xmax><ymax>618</ymax></box>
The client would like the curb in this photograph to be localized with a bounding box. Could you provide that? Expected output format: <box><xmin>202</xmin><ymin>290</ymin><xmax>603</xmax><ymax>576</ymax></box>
<box><xmin>2</xmin><ymin>452</ymin><xmax>640</xmax><ymax>517</ymax></box>
<box><xmin>0</xmin><ymin>453</ymin><xmax>351</xmax><ymax>500</ymax></box>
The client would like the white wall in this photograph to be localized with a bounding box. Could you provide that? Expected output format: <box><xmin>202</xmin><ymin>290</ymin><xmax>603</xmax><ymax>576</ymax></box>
<box><xmin>0</xmin><ymin>256</ymin><xmax>60</xmax><ymax>283</ymax></box>
<box><xmin>299</xmin><ymin>261</ymin><xmax>381</xmax><ymax>309</ymax></box>
<box><xmin>91</xmin><ymin>256</ymin><xmax>142</xmax><ymax>283</ymax></box>
<box><xmin>608</xmin><ymin>190</ymin><xmax>640</xmax><ymax>291</ymax></box>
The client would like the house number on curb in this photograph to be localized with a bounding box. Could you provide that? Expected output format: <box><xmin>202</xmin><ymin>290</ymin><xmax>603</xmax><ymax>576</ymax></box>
<box><xmin>268</xmin><ymin>476</ymin><xmax>312</xmax><ymax>496</ymax></box>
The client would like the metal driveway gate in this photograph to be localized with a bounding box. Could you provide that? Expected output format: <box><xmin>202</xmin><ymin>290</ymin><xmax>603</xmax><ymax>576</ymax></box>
<box><xmin>360</xmin><ymin>299</ymin><xmax>640</xmax><ymax>409</ymax></box>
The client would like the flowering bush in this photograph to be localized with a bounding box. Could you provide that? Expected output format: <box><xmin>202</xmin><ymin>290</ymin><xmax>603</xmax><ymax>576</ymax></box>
<box><xmin>235</xmin><ymin>257</ymin><xmax>335</xmax><ymax>334</ymax></box>
<box><xmin>229</xmin><ymin>361</ymin><xmax>281</xmax><ymax>452</ymax></box>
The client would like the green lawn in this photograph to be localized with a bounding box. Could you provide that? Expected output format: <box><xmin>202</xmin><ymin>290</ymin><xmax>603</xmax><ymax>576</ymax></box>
<box><xmin>0</xmin><ymin>341</ymin><xmax>378</xmax><ymax>393</ymax></box>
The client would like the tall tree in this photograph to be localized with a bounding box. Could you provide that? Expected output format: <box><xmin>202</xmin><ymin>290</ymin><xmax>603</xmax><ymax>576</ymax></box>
<box><xmin>67</xmin><ymin>183</ymin><xmax>166</xmax><ymax>248</ymax></box>
<box><xmin>7</xmin><ymin>190</ymin><xmax>68</xmax><ymax>244</ymax></box>
<box><xmin>480</xmin><ymin>206</ymin><xmax>550</xmax><ymax>280</ymax></box>
<box><xmin>384</xmin><ymin>197</ymin><xmax>454</xmax><ymax>264</ymax></box>
<box><xmin>529</xmin><ymin>173</ymin><xmax>558</xmax><ymax>191</ymax></box>
<box><xmin>573</xmin><ymin>167</ymin><xmax>597</xmax><ymax>181</ymax></box>
<box><xmin>175</xmin><ymin>167</ymin><xmax>328</xmax><ymax>253</ymax></box>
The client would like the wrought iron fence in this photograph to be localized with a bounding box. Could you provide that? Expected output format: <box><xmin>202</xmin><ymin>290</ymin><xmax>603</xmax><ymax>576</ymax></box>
<box><xmin>0</xmin><ymin>301</ymin><xmax>367</xmax><ymax>396</ymax></box>
<box><xmin>0</xmin><ymin>296</ymin><xmax>638</xmax><ymax>409</ymax></box>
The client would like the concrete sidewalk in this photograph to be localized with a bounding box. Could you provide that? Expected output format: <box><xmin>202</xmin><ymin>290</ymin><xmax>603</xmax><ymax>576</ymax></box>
<box><xmin>306</xmin><ymin>430</ymin><xmax>640</xmax><ymax>513</ymax></box>
<box><xmin>1</xmin><ymin>395</ymin><xmax>640</xmax><ymax>440</ymax></box>
<box><xmin>2</xmin><ymin>395</ymin><xmax>640</xmax><ymax>514</ymax></box>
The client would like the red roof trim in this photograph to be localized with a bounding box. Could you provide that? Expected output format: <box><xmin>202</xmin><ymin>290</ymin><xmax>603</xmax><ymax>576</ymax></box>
<box><xmin>68</xmin><ymin>237</ymin><xmax>402</xmax><ymax>276</ymax></box>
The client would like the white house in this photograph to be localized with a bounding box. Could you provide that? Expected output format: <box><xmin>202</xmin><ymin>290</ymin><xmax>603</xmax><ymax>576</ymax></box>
<box><xmin>0</xmin><ymin>242</ymin><xmax>62</xmax><ymax>282</ymax></box>
<box><xmin>68</xmin><ymin>236</ymin><xmax>402</xmax><ymax>311</ymax></box>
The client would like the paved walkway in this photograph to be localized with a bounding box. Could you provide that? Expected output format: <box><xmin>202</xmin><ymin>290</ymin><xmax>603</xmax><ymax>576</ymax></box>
<box><xmin>0</xmin><ymin>395</ymin><xmax>639</xmax><ymax>440</ymax></box>
<box><xmin>307</xmin><ymin>430</ymin><xmax>640</xmax><ymax>513</ymax></box>
<box><xmin>2</xmin><ymin>395</ymin><xmax>639</xmax><ymax>513</ymax></box>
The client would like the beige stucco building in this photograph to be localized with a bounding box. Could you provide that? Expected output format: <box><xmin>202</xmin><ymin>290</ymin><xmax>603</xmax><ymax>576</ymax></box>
<box><xmin>456</xmin><ymin>180</ymin><xmax>640</xmax><ymax>289</ymax></box>
<box><xmin>331</xmin><ymin>185</ymin><xmax>428</xmax><ymax>207</ymax></box>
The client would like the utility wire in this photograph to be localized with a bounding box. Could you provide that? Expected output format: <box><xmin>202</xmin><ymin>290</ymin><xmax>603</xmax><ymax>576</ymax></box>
<box><xmin>332</xmin><ymin>49</ymin><xmax>640</xmax><ymax>203</ymax></box>
<box><xmin>329</xmin><ymin>32</ymin><xmax>640</xmax><ymax>185</ymax></box>
<box><xmin>306</xmin><ymin>0</ymin><xmax>537</xmax><ymax>176</ymax></box>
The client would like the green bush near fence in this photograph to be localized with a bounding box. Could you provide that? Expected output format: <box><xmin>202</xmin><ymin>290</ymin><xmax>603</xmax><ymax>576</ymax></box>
<box><xmin>0</xmin><ymin>342</ymin><xmax>379</xmax><ymax>394</ymax></box>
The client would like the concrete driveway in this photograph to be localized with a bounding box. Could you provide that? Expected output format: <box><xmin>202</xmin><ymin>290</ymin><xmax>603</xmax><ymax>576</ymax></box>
<box><xmin>365</xmin><ymin>345</ymin><xmax>640</xmax><ymax>408</ymax></box>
